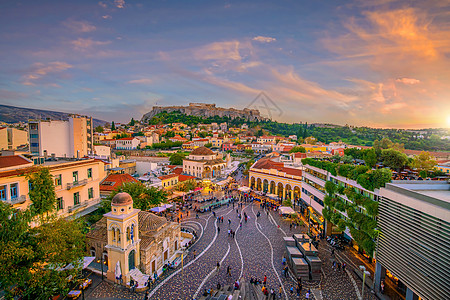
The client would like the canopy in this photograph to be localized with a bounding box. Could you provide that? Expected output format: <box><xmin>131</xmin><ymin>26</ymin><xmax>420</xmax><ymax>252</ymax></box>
<box><xmin>162</xmin><ymin>203</ymin><xmax>173</xmax><ymax>209</ymax></box>
<box><xmin>238</xmin><ymin>186</ymin><xmax>251</xmax><ymax>192</ymax></box>
<box><xmin>278</xmin><ymin>206</ymin><xmax>295</xmax><ymax>215</ymax></box>
<box><xmin>115</xmin><ymin>261</ymin><xmax>122</xmax><ymax>280</ymax></box>
<box><xmin>150</xmin><ymin>206</ymin><xmax>166</xmax><ymax>212</ymax></box>
<box><xmin>60</xmin><ymin>256</ymin><xmax>95</xmax><ymax>271</ymax></box>
<box><xmin>266</xmin><ymin>193</ymin><xmax>278</xmax><ymax>199</ymax></box>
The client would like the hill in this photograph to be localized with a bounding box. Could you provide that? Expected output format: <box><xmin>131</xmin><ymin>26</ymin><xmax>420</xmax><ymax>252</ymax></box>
<box><xmin>0</xmin><ymin>104</ymin><xmax>108</xmax><ymax>127</ymax></box>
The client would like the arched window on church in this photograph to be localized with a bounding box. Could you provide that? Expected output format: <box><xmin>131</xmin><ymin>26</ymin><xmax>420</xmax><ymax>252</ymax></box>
<box><xmin>112</xmin><ymin>228</ymin><xmax>116</xmax><ymax>242</ymax></box>
<box><xmin>127</xmin><ymin>227</ymin><xmax>131</xmax><ymax>241</ymax></box>
<box><xmin>117</xmin><ymin>229</ymin><xmax>121</xmax><ymax>242</ymax></box>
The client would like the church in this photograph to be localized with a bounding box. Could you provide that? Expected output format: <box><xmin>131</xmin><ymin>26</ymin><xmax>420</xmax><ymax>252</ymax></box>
<box><xmin>182</xmin><ymin>146</ymin><xmax>227</xmax><ymax>178</ymax></box>
<box><xmin>86</xmin><ymin>192</ymin><xmax>182</xmax><ymax>284</ymax></box>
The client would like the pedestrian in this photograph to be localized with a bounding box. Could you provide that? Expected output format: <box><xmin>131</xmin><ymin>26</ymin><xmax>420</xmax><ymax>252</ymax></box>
<box><xmin>193</xmin><ymin>250</ymin><xmax>197</xmax><ymax>259</ymax></box>
<box><xmin>130</xmin><ymin>278</ymin><xmax>135</xmax><ymax>292</ymax></box>
<box><xmin>227</xmin><ymin>265</ymin><xmax>231</xmax><ymax>276</ymax></box>
<box><xmin>278</xmin><ymin>285</ymin><xmax>282</xmax><ymax>299</ymax></box>
<box><xmin>342</xmin><ymin>262</ymin><xmax>346</xmax><ymax>272</ymax></box>
<box><xmin>296</xmin><ymin>283</ymin><xmax>301</xmax><ymax>296</ymax></box>
<box><xmin>284</xmin><ymin>266</ymin><xmax>288</xmax><ymax>278</ymax></box>
<box><xmin>282</xmin><ymin>256</ymin><xmax>286</xmax><ymax>266</ymax></box>
<box><xmin>332</xmin><ymin>261</ymin><xmax>336</xmax><ymax>270</ymax></box>
<box><xmin>337</xmin><ymin>262</ymin><xmax>341</xmax><ymax>271</ymax></box>
<box><xmin>216</xmin><ymin>261</ymin><xmax>220</xmax><ymax>272</ymax></box>
<box><xmin>240</xmin><ymin>222</ymin><xmax>242</xmax><ymax>228</ymax></box>
<box><xmin>290</xmin><ymin>223</ymin><xmax>292</xmax><ymax>231</ymax></box>
<box><xmin>331</xmin><ymin>248</ymin><xmax>335</xmax><ymax>256</ymax></box>
<box><xmin>218</xmin><ymin>227</ymin><xmax>220</xmax><ymax>234</ymax></box>
<box><xmin>228</xmin><ymin>219</ymin><xmax>231</xmax><ymax>226</ymax></box>
<box><xmin>270</xmin><ymin>288</ymin><xmax>275</xmax><ymax>299</ymax></box>
<box><xmin>228</xmin><ymin>229</ymin><xmax>231</xmax><ymax>236</ymax></box>
<box><xmin>144</xmin><ymin>290</ymin><xmax>149</xmax><ymax>300</ymax></box>
<box><xmin>290</xmin><ymin>286</ymin><xmax>294</xmax><ymax>295</ymax></box>
<box><xmin>305</xmin><ymin>289</ymin><xmax>310</xmax><ymax>299</ymax></box>
<box><xmin>263</xmin><ymin>275</ymin><xmax>267</xmax><ymax>285</ymax></box>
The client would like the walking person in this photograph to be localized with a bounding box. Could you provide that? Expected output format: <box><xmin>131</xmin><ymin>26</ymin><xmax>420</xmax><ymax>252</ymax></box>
<box><xmin>193</xmin><ymin>250</ymin><xmax>197</xmax><ymax>259</ymax></box>
<box><xmin>216</xmin><ymin>261</ymin><xmax>220</xmax><ymax>273</ymax></box>
<box><xmin>278</xmin><ymin>285</ymin><xmax>282</xmax><ymax>299</ymax></box>
<box><xmin>306</xmin><ymin>289</ymin><xmax>311</xmax><ymax>299</ymax></box>
<box><xmin>263</xmin><ymin>275</ymin><xmax>267</xmax><ymax>285</ymax></box>
<box><xmin>227</xmin><ymin>265</ymin><xmax>231</xmax><ymax>277</ymax></box>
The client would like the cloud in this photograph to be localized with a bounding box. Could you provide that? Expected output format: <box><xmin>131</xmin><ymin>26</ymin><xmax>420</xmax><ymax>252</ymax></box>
<box><xmin>63</xmin><ymin>20</ymin><xmax>96</xmax><ymax>33</ymax></box>
<box><xmin>252</xmin><ymin>36</ymin><xmax>276</xmax><ymax>43</ymax></box>
<box><xmin>127</xmin><ymin>78</ymin><xmax>153</xmax><ymax>85</ymax></box>
<box><xmin>71</xmin><ymin>38</ymin><xmax>111</xmax><ymax>50</ymax></box>
<box><xmin>115</xmin><ymin>0</ymin><xmax>125</xmax><ymax>9</ymax></box>
<box><xmin>102</xmin><ymin>15</ymin><xmax>112</xmax><ymax>19</ymax></box>
<box><xmin>21</xmin><ymin>62</ymin><xmax>73</xmax><ymax>86</ymax></box>
<box><xmin>396</xmin><ymin>77</ymin><xmax>420</xmax><ymax>85</ymax></box>
<box><xmin>194</xmin><ymin>40</ymin><xmax>242</xmax><ymax>61</ymax></box>
<box><xmin>98</xmin><ymin>1</ymin><xmax>107</xmax><ymax>8</ymax></box>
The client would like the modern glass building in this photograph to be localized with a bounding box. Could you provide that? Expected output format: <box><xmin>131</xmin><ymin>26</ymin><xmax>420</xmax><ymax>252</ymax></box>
<box><xmin>376</xmin><ymin>181</ymin><xmax>450</xmax><ymax>300</ymax></box>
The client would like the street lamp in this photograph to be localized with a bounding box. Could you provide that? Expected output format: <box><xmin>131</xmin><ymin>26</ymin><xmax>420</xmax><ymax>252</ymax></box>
<box><xmin>359</xmin><ymin>265</ymin><xmax>371</xmax><ymax>299</ymax></box>
<box><xmin>308</xmin><ymin>195</ymin><xmax>312</xmax><ymax>235</ymax></box>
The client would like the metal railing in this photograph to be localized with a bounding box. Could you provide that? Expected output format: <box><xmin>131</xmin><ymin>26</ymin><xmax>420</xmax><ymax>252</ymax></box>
<box><xmin>66</xmin><ymin>179</ymin><xmax>88</xmax><ymax>190</ymax></box>
<box><xmin>2</xmin><ymin>195</ymin><xmax>27</xmax><ymax>205</ymax></box>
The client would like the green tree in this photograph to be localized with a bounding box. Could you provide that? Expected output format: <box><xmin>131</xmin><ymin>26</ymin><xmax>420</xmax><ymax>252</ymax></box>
<box><xmin>26</xmin><ymin>167</ymin><xmax>56</xmax><ymax>217</ymax></box>
<box><xmin>111</xmin><ymin>121</ymin><xmax>116</xmax><ymax>130</ymax></box>
<box><xmin>412</xmin><ymin>151</ymin><xmax>436</xmax><ymax>173</ymax></box>
<box><xmin>176</xmin><ymin>179</ymin><xmax>197</xmax><ymax>192</ymax></box>
<box><xmin>363</xmin><ymin>149</ymin><xmax>377</xmax><ymax>168</ymax></box>
<box><xmin>169</xmin><ymin>152</ymin><xmax>185</xmax><ymax>165</ymax></box>
<box><xmin>256</xmin><ymin>129</ymin><xmax>264</xmax><ymax>137</ymax></box>
<box><xmin>381</xmin><ymin>149</ymin><xmax>408</xmax><ymax>171</ymax></box>
<box><xmin>94</xmin><ymin>126</ymin><xmax>104</xmax><ymax>133</ymax></box>
<box><xmin>129</xmin><ymin>118</ymin><xmax>135</xmax><ymax>126</ymax></box>
<box><xmin>289</xmin><ymin>146</ymin><xmax>306</xmax><ymax>153</ymax></box>
<box><xmin>204</xmin><ymin>143</ymin><xmax>212</xmax><ymax>148</ymax></box>
<box><xmin>104</xmin><ymin>182</ymin><xmax>167</xmax><ymax>212</ymax></box>
<box><xmin>0</xmin><ymin>202</ymin><xmax>85</xmax><ymax>300</ymax></box>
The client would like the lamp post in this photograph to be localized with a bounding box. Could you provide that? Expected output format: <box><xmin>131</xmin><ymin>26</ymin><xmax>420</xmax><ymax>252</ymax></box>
<box><xmin>308</xmin><ymin>196</ymin><xmax>312</xmax><ymax>235</ymax></box>
<box><xmin>98</xmin><ymin>256</ymin><xmax>104</xmax><ymax>281</ymax></box>
<box><xmin>359</xmin><ymin>265</ymin><xmax>371</xmax><ymax>299</ymax></box>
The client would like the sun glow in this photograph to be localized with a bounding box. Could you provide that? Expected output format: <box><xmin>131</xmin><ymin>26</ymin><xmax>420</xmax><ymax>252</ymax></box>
<box><xmin>447</xmin><ymin>115</ymin><xmax>450</xmax><ymax>128</ymax></box>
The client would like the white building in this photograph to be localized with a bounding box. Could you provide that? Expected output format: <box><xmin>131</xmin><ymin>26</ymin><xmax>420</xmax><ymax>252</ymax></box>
<box><xmin>115</xmin><ymin>137</ymin><xmax>140</xmax><ymax>150</ymax></box>
<box><xmin>257</xmin><ymin>136</ymin><xmax>277</xmax><ymax>144</ymax></box>
<box><xmin>28</xmin><ymin>115</ymin><xmax>93</xmax><ymax>158</ymax></box>
<box><xmin>93</xmin><ymin>145</ymin><xmax>111</xmax><ymax>159</ymax></box>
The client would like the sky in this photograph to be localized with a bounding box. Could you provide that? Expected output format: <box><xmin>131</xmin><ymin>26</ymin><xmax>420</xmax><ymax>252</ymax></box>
<box><xmin>1</xmin><ymin>0</ymin><xmax>450</xmax><ymax>129</ymax></box>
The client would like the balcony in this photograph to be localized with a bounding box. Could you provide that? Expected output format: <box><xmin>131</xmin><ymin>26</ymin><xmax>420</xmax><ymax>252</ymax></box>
<box><xmin>67</xmin><ymin>198</ymin><xmax>101</xmax><ymax>215</ymax></box>
<box><xmin>66</xmin><ymin>179</ymin><xmax>88</xmax><ymax>190</ymax></box>
<box><xmin>2</xmin><ymin>195</ymin><xmax>27</xmax><ymax>205</ymax></box>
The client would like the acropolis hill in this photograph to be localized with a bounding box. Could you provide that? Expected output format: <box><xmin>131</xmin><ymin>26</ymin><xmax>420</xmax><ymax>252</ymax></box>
<box><xmin>141</xmin><ymin>103</ymin><xmax>267</xmax><ymax>122</ymax></box>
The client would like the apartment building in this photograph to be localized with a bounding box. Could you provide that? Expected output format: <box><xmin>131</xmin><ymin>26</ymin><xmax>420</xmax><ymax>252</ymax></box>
<box><xmin>0</xmin><ymin>127</ymin><xmax>28</xmax><ymax>150</ymax></box>
<box><xmin>257</xmin><ymin>136</ymin><xmax>277</xmax><ymax>144</ymax></box>
<box><xmin>28</xmin><ymin>115</ymin><xmax>94</xmax><ymax>158</ymax></box>
<box><xmin>0</xmin><ymin>156</ymin><xmax>105</xmax><ymax>218</ymax></box>
<box><xmin>375</xmin><ymin>181</ymin><xmax>450</xmax><ymax>300</ymax></box>
<box><xmin>115</xmin><ymin>137</ymin><xmax>140</xmax><ymax>150</ymax></box>
<box><xmin>301</xmin><ymin>163</ymin><xmax>381</xmax><ymax>238</ymax></box>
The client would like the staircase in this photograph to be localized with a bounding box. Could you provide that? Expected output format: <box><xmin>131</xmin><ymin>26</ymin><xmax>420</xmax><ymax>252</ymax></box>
<box><xmin>129</xmin><ymin>268</ymin><xmax>150</xmax><ymax>292</ymax></box>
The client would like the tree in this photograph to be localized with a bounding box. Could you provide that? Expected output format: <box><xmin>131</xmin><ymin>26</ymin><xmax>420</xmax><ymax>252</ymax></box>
<box><xmin>363</xmin><ymin>149</ymin><xmax>377</xmax><ymax>168</ymax></box>
<box><xmin>26</xmin><ymin>167</ymin><xmax>56</xmax><ymax>217</ymax></box>
<box><xmin>412</xmin><ymin>151</ymin><xmax>436</xmax><ymax>173</ymax></box>
<box><xmin>104</xmin><ymin>182</ymin><xmax>167</xmax><ymax>212</ymax></box>
<box><xmin>169</xmin><ymin>152</ymin><xmax>185</xmax><ymax>165</ymax></box>
<box><xmin>304</xmin><ymin>136</ymin><xmax>317</xmax><ymax>145</ymax></box>
<box><xmin>256</xmin><ymin>129</ymin><xmax>264</xmax><ymax>137</ymax></box>
<box><xmin>204</xmin><ymin>143</ymin><xmax>212</xmax><ymax>148</ymax></box>
<box><xmin>380</xmin><ymin>149</ymin><xmax>408</xmax><ymax>171</ymax></box>
<box><xmin>111</xmin><ymin>121</ymin><xmax>116</xmax><ymax>130</ymax></box>
<box><xmin>94</xmin><ymin>126</ymin><xmax>104</xmax><ymax>133</ymax></box>
<box><xmin>129</xmin><ymin>118</ymin><xmax>135</xmax><ymax>126</ymax></box>
<box><xmin>0</xmin><ymin>202</ymin><xmax>85</xmax><ymax>299</ymax></box>
<box><xmin>176</xmin><ymin>179</ymin><xmax>197</xmax><ymax>192</ymax></box>
<box><xmin>289</xmin><ymin>146</ymin><xmax>306</xmax><ymax>153</ymax></box>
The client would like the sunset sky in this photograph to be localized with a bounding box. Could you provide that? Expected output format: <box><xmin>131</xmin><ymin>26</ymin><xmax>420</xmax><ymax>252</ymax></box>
<box><xmin>1</xmin><ymin>0</ymin><xmax>449</xmax><ymax>128</ymax></box>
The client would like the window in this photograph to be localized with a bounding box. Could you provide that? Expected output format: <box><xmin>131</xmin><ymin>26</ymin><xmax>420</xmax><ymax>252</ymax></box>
<box><xmin>30</xmin><ymin>134</ymin><xmax>38</xmax><ymax>139</ymax></box>
<box><xmin>72</xmin><ymin>171</ymin><xmax>78</xmax><ymax>183</ymax></box>
<box><xmin>127</xmin><ymin>227</ymin><xmax>131</xmax><ymax>241</ymax></box>
<box><xmin>0</xmin><ymin>185</ymin><xmax>6</xmax><ymax>200</ymax></box>
<box><xmin>88</xmin><ymin>187</ymin><xmax>94</xmax><ymax>199</ymax></box>
<box><xmin>55</xmin><ymin>175</ymin><xmax>62</xmax><ymax>186</ymax></box>
<box><xmin>57</xmin><ymin>197</ymin><xmax>64</xmax><ymax>210</ymax></box>
<box><xmin>10</xmin><ymin>184</ymin><xmax>18</xmax><ymax>199</ymax></box>
<box><xmin>87</xmin><ymin>168</ymin><xmax>92</xmax><ymax>179</ymax></box>
<box><xmin>73</xmin><ymin>192</ymin><xmax>80</xmax><ymax>206</ymax></box>
<box><xmin>31</xmin><ymin>143</ymin><xmax>39</xmax><ymax>147</ymax></box>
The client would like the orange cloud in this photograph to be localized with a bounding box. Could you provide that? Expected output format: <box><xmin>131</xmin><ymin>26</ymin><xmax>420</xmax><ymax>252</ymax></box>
<box><xmin>22</xmin><ymin>62</ymin><xmax>72</xmax><ymax>86</ymax></box>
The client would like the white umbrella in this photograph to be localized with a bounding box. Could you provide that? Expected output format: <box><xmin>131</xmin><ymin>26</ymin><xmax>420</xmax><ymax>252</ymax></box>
<box><xmin>162</xmin><ymin>203</ymin><xmax>173</xmax><ymax>209</ymax></box>
<box><xmin>115</xmin><ymin>261</ymin><xmax>122</xmax><ymax>281</ymax></box>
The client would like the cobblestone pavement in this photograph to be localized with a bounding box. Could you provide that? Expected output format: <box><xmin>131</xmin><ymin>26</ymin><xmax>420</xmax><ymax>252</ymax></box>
<box><xmin>88</xmin><ymin>198</ymin><xmax>378</xmax><ymax>300</ymax></box>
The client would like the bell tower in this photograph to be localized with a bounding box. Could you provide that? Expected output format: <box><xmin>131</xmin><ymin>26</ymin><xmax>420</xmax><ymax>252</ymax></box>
<box><xmin>105</xmin><ymin>192</ymin><xmax>141</xmax><ymax>284</ymax></box>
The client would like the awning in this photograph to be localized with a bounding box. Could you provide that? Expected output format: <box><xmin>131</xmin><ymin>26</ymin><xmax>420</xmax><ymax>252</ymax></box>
<box><xmin>150</xmin><ymin>206</ymin><xmax>166</xmax><ymax>212</ymax></box>
<box><xmin>278</xmin><ymin>206</ymin><xmax>295</xmax><ymax>215</ymax></box>
<box><xmin>238</xmin><ymin>186</ymin><xmax>251</xmax><ymax>192</ymax></box>
<box><xmin>61</xmin><ymin>256</ymin><xmax>96</xmax><ymax>271</ymax></box>
<box><xmin>162</xmin><ymin>203</ymin><xmax>173</xmax><ymax>209</ymax></box>
<box><xmin>266</xmin><ymin>193</ymin><xmax>278</xmax><ymax>199</ymax></box>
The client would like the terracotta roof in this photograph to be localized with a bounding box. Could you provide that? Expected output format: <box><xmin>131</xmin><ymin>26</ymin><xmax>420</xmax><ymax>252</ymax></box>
<box><xmin>158</xmin><ymin>173</ymin><xmax>178</xmax><ymax>180</ymax></box>
<box><xmin>0</xmin><ymin>155</ymin><xmax>32</xmax><ymax>169</ymax></box>
<box><xmin>86</xmin><ymin>217</ymin><xmax>107</xmax><ymax>241</ymax></box>
<box><xmin>138</xmin><ymin>211</ymin><xmax>167</xmax><ymax>232</ymax></box>
<box><xmin>100</xmin><ymin>173</ymin><xmax>139</xmax><ymax>192</ymax></box>
<box><xmin>190</xmin><ymin>146</ymin><xmax>214</xmax><ymax>156</ymax></box>
<box><xmin>252</xmin><ymin>158</ymin><xmax>302</xmax><ymax>177</ymax></box>
<box><xmin>173</xmin><ymin>167</ymin><xmax>183</xmax><ymax>175</ymax></box>
<box><xmin>117</xmin><ymin>137</ymin><xmax>136</xmax><ymax>140</ymax></box>
<box><xmin>178</xmin><ymin>174</ymin><xmax>196</xmax><ymax>182</ymax></box>
<box><xmin>293</xmin><ymin>152</ymin><xmax>307</xmax><ymax>158</ymax></box>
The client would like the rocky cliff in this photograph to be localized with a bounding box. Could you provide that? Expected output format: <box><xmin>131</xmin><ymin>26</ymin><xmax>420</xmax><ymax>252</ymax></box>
<box><xmin>141</xmin><ymin>103</ymin><xmax>267</xmax><ymax>122</ymax></box>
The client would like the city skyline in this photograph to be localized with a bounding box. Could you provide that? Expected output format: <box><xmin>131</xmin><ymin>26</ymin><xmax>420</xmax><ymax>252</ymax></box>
<box><xmin>1</xmin><ymin>0</ymin><xmax>450</xmax><ymax>129</ymax></box>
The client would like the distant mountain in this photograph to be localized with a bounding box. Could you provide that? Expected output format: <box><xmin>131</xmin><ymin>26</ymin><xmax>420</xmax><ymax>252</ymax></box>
<box><xmin>0</xmin><ymin>104</ymin><xmax>108</xmax><ymax>127</ymax></box>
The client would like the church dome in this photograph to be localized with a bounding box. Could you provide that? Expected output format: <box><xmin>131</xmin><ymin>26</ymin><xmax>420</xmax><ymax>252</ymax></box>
<box><xmin>191</xmin><ymin>146</ymin><xmax>214</xmax><ymax>156</ymax></box>
<box><xmin>111</xmin><ymin>192</ymin><xmax>133</xmax><ymax>206</ymax></box>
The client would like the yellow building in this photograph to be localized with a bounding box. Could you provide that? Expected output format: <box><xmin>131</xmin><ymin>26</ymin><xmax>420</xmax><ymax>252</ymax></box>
<box><xmin>0</xmin><ymin>127</ymin><xmax>28</xmax><ymax>150</ymax></box>
<box><xmin>158</xmin><ymin>173</ymin><xmax>179</xmax><ymax>189</ymax></box>
<box><xmin>249</xmin><ymin>158</ymin><xmax>302</xmax><ymax>200</ymax></box>
<box><xmin>301</xmin><ymin>144</ymin><xmax>327</xmax><ymax>153</ymax></box>
<box><xmin>0</xmin><ymin>156</ymin><xmax>105</xmax><ymax>218</ymax></box>
<box><xmin>183</xmin><ymin>147</ymin><xmax>226</xmax><ymax>178</ymax></box>
<box><xmin>87</xmin><ymin>192</ymin><xmax>182</xmax><ymax>288</ymax></box>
